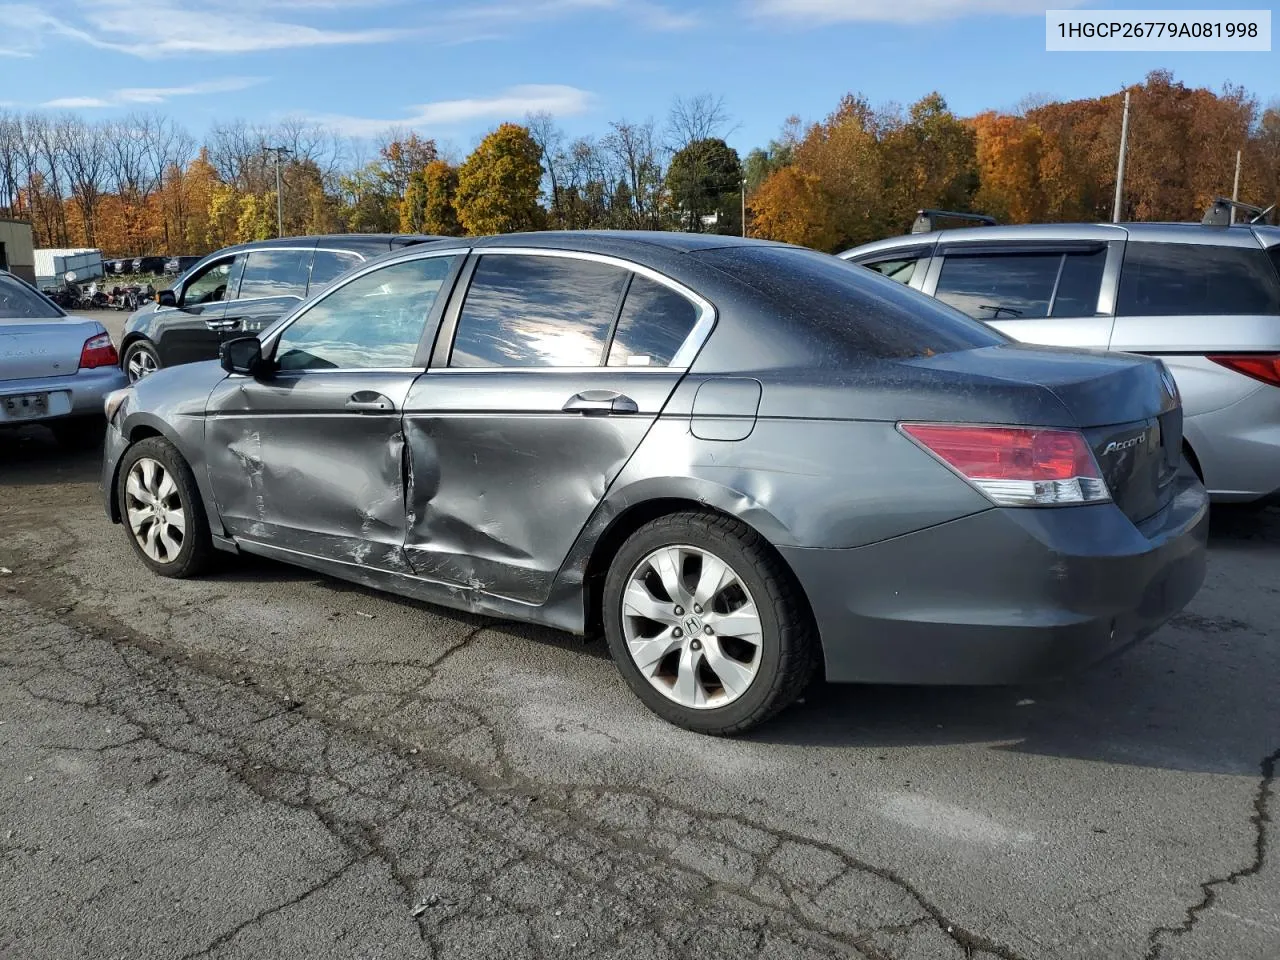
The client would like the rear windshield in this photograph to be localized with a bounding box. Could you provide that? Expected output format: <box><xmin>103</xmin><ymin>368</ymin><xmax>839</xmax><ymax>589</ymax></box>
<box><xmin>695</xmin><ymin>246</ymin><xmax>1005</xmax><ymax>360</ymax></box>
<box><xmin>0</xmin><ymin>273</ymin><xmax>63</xmax><ymax>320</ymax></box>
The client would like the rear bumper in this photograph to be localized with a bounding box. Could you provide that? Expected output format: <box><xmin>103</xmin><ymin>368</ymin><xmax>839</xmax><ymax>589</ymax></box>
<box><xmin>0</xmin><ymin>367</ymin><xmax>127</xmax><ymax>426</ymax></box>
<box><xmin>783</xmin><ymin>471</ymin><xmax>1209</xmax><ymax>685</ymax></box>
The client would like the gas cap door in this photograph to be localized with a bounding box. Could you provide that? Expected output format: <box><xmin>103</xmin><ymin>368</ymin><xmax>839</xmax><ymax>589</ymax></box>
<box><xmin>690</xmin><ymin>377</ymin><xmax>762</xmax><ymax>441</ymax></box>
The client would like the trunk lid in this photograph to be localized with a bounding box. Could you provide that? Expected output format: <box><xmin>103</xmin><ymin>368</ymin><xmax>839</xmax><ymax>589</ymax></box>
<box><xmin>911</xmin><ymin>344</ymin><xmax>1182</xmax><ymax>523</ymax></box>
<box><xmin>0</xmin><ymin>319</ymin><xmax>99</xmax><ymax>381</ymax></box>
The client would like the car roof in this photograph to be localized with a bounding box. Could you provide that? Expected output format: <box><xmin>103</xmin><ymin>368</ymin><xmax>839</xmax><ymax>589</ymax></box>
<box><xmin>205</xmin><ymin>233</ymin><xmax>448</xmax><ymax>258</ymax></box>
<box><xmin>843</xmin><ymin>220</ymin><xmax>1275</xmax><ymax>257</ymax></box>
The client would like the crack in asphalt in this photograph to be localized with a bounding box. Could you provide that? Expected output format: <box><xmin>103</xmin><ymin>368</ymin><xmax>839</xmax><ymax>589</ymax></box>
<box><xmin>1143</xmin><ymin>747</ymin><xmax>1279</xmax><ymax>960</ymax></box>
<box><xmin>176</xmin><ymin>856</ymin><xmax>372</xmax><ymax>960</ymax></box>
<box><xmin>1</xmin><ymin>583</ymin><xmax>1012</xmax><ymax>960</ymax></box>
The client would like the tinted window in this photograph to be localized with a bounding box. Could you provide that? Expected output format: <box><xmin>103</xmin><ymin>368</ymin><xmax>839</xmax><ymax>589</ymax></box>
<box><xmin>862</xmin><ymin>258</ymin><xmax>919</xmax><ymax>285</ymax></box>
<box><xmin>935</xmin><ymin>253</ymin><xmax>1061</xmax><ymax>320</ymax></box>
<box><xmin>607</xmin><ymin>275</ymin><xmax>700</xmax><ymax>367</ymax></box>
<box><xmin>309</xmin><ymin>250</ymin><xmax>364</xmax><ymax>294</ymax></box>
<box><xmin>1117</xmin><ymin>242</ymin><xmax>1280</xmax><ymax>316</ymax></box>
<box><xmin>451</xmin><ymin>254</ymin><xmax>629</xmax><ymax>367</ymax></box>
<box><xmin>694</xmin><ymin>246</ymin><xmax>1004</xmax><ymax>360</ymax></box>
<box><xmin>274</xmin><ymin>256</ymin><xmax>455</xmax><ymax>371</ymax></box>
<box><xmin>181</xmin><ymin>258</ymin><xmax>237</xmax><ymax>306</ymax></box>
<box><xmin>1269</xmin><ymin>245</ymin><xmax>1280</xmax><ymax>282</ymax></box>
<box><xmin>0</xmin><ymin>272</ymin><xmax>61</xmax><ymax>319</ymax></box>
<box><xmin>238</xmin><ymin>249</ymin><xmax>311</xmax><ymax>301</ymax></box>
<box><xmin>1050</xmin><ymin>249</ymin><xmax>1106</xmax><ymax>317</ymax></box>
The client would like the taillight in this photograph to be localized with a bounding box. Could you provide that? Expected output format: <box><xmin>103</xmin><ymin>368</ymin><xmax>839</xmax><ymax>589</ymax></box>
<box><xmin>1207</xmin><ymin>354</ymin><xmax>1280</xmax><ymax>388</ymax></box>
<box><xmin>79</xmin><ymin>332</ymin><xmax>119</xmax><ymax>370</ymax></box>
<box><xmin>900</xmin><ymin>423</ymin><xmax>1111</xmax><ymax>507</ymax></box>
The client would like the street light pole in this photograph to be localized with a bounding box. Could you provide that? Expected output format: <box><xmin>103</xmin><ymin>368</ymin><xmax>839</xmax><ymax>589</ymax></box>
<box><xmin>741</xmin><ymin>178</ymin><xmax>746</xmax><ymax>238</ymax></box>
<box><xmin>1111</xmin><ymin>91</ymin><xmax>1131</xmax><ymax>224</ymax></box>
<box><xmin>1230</xmin><ymin>149</ymin><xmax>1242</xmax><ymax>225</ymax></box>
<box><xmin>264</xmin><ymin>145</ymin><xmax>292</xmax><ymax>237</ymax></box>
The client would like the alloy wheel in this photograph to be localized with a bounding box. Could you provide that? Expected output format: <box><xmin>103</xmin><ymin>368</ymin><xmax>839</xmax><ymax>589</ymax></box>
<box><xmin>620</xmin><ymin>544</ymin><xmax>763</xmax><ymax>710</ymax></box>
<box><xmin>126</xmin><ymin>347</ymin><xmax>158</xmax><ymax>383</ymax></box>
<box><xmin>124</xmin><ymin>457</ymin><xmax>186</xmax><ymax>564</ymax></box>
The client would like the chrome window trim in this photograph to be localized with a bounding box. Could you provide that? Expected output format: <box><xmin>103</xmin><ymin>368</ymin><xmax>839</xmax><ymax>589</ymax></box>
<box><xmin>452</xmin><ymin>246</ymin><xmax>716</xmax><ymax>370</ymax></box>
<box><xmin>260</xmin><ymin>246</ymin><xmax>468</xmax><ymax>355</ymax></box>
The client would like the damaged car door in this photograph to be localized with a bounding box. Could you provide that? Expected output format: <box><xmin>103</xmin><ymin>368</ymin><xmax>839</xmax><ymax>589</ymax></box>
<box><xmin>401</xmin><ymin>250</ymin><xmax>709</xmax><ymax>603</ymax></box>
<box><xmin>204</xmin><ymin>252</ymin><xmax>460</xmax><ymax>571</ymax></box>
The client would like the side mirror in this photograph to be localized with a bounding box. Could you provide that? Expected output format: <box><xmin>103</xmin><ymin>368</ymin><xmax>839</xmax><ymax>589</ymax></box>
<box><xmin>156</xmin><ymin>289</ymin><xmax>177</xmax><ymax>307</ymax></box>
<box><xmin>220</xmin><ymin>337</ymin><xmax>270</xmax><ymax>377</ymax></box>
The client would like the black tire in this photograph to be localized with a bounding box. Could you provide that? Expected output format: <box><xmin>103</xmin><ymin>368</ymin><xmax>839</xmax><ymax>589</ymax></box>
<box><xmin>51</xmin><ymin>415</ymin><xmax>105</xmax><ymax>451</ymax></box>
<box><xmin>122</xmin><ymin>340</ymin><xmax>160</xmax><ymax>383</ymax></box>
<box><xmin>602</xmin><ymin>510</ymin><xmax>818</xmax><ymax>736</ymax></box>
<box><xmin>116</xmin><ymin>436</ymin><xmax>214</xmax><ymax>578</ymax></box>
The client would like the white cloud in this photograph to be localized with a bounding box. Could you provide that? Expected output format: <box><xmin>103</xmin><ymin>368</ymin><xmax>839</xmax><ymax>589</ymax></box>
<box><xmin>747</xmin><ymin>0</ymin><xmax>1086</xmax><ymax>24</ymax></box>
<box><xmin>446</xmin><ymin>0</ymin><xmax>698</xmax><ymax>32</ymax></box>
<box><xmin>41</xmin><ymin>76</ymin><xmax>266</xmax><ymax>109</ymax></box>
<box><xmin>0</xmin><ymin>0</ymin><xmax>413</xmax><ymax>58</ymax></box>
<box><xmin>312</xmin><ymin>84</ymin><xmax>595</xmax><ymax>138</ymax></box>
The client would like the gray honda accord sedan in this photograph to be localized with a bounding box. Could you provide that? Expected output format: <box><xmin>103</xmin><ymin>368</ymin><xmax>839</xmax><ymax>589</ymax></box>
<box><xmin>100</xmin><ymin>232</ymin><xmax>1209</xmax><ymax>735</ymax></box>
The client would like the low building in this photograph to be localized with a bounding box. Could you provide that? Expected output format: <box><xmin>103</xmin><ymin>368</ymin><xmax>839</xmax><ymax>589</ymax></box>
<box><xmin>0</xmin><ymin>218</ymin><xmax>36</xmax><ymax>284</ymax></box>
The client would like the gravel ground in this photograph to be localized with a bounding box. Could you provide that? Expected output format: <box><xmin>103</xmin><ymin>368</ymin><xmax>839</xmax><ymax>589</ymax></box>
<box><xmin>0</xmin><ymin>314</ymin><xmax>1276</xmax><ymax>959</ymax></box>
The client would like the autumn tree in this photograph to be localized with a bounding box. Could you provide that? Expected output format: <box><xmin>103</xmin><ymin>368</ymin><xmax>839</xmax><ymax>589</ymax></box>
<box><xmin>420</xmin><ymin>160</ymin><xmax>461</xmax><ymax>235</ymax></box>
<box><xmin>454</xmin><ymin>123</ymin><xmax>545</xmax><ymax>235</ymax></box>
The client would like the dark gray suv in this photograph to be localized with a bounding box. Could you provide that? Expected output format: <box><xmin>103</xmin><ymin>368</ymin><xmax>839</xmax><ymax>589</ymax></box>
<box><xmin>119</xmin><ymin>234</ymin><xmax>444</xmax><ymax>382</ymax></box>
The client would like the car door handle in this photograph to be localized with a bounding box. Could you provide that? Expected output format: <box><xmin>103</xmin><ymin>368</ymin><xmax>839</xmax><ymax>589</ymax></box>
<box><xmin>346</xmin><ymin>391</ymin><xmax>395</xmax><ymax>412</ymax></box>
<box><xmin>562</xmin><ymin>390</ymin><xmax>639</xmax><ymax>415</ymax></box>
<box><xmin>205</xmin><ymin>318</ymin><xmax>240</xmax><ymax>330</ymax></box>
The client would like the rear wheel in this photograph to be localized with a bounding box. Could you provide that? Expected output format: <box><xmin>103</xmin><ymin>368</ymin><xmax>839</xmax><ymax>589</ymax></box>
<box><xmin>117</xmin><ymin>437</ymin><xmax>213</xmax><ymax>578</ymax></box>
<box><xmin>123</xmin><ymin>340</ymin><xmax>160</xmax><ymax>383</ymax></box>
<box><xmin>602</xmin><ymin>511</ymin><xmax>818</xmax><ymax>735</ymax></box>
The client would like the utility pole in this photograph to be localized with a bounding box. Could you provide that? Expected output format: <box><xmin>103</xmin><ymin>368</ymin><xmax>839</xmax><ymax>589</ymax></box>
<box><xmin>1111</xmin><ymin>90</ymin><xmax>1131</xmax><ymax>224</ymax></box>
<box><xmin>264</xmin><ymin>145</ymin><xmax>292</xmax><ymax>237</ymax></box>
<box><xmin>1230</xmin><ymin>149</ymin><xmax>1242</xmax><ymax>224</ymax></box>
<box><xmin>741</xmin><ymin>178</ymin><xmax>747</xmax><ymax>238</ymax></box>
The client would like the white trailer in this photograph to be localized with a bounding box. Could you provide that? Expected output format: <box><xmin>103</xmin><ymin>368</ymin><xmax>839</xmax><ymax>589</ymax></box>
<box><xmin>34</xmin><ymin>248</ymin><xmax>104</xmax><ymax>288</ymax></box>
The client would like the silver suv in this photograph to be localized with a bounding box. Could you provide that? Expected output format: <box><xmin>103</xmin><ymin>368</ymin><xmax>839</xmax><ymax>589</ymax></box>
<box><xmin>841</xmin><ymin>219</ymin><xmax>1280</xmax><ymax>505</ymax></box>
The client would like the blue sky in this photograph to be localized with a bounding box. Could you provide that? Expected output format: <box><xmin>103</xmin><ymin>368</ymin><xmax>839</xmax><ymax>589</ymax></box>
<box><xmin>0</xmin><ymin>0</ymin><xmax>1276</xmax><ymax>156</ymax></box>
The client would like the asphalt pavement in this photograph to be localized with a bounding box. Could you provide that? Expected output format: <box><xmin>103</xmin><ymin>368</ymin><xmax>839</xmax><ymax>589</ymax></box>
<box><xmin>0</xmin><ymin>312</ymin><xmax>1276</xmax><ymax>959</ymax></box>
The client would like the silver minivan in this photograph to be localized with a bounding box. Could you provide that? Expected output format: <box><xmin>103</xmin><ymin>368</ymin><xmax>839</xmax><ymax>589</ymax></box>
<box><xmin>842</xmin><ymin>220</ymin><xmax>1280</xmax><ymax>504</ymax></box>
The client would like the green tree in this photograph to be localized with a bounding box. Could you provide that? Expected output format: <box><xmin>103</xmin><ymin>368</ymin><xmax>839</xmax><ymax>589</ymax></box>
<box><xmin>454</xmin><ymin>123</ymin><xmax>546</xmax><ymax>235</ymax></box>
<box><xmin>666</xmin><ymin>137</ymin><xmax>742</xmax><ymax>233</ymax></box>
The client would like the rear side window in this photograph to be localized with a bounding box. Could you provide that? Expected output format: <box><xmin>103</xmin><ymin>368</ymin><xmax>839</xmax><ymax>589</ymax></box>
<box><xmin>607</xmin><ymin>275</ymin><xmax>700</xmax><ymax>367</ymax></box>
<box><xmin>450</xmin><ymin>254</ymin><xmax>629</xmax><ymax>367</ymax></box>
<box><xmin>934</xmin><ymin>249</ymin><xmax>1105</xmax><ymax>321</ymax></box>
<box><xmin>695</xmin><ymin>246</ymin><xmax>1004</xmax><ymax>360</ymax></box>
<box><xmin>238</xmin><ymin>249</ymin><xmax>311</xmax><ymax>301</ymax></box>
<box><xmin>0</xmin><ymin>272</ymin><xmax>61</xmax><ymax>319</ymax></box>
<box><xmin>861</xmin><ymin>257</ymin><xmax>920</xmax><ymax>285</ymax></box>
<box><xmin>1117</xmin><ymin>242</ymin><xmax>1280</xmax><ymax>316</ymax></box>
<box><xmin>309</xmin><ymin>250</ymin><xmax>363</xmax><ymax>294</ymax></box>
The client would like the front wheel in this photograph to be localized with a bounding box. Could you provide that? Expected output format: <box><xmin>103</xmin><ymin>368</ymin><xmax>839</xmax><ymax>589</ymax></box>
<box><xmin>602</xmin><ymin>511</ymin><xmax>818</xmax><ymax>736</ymax></box>
<box><xmin>116</xmin><ymin>436</ymin><xmax>213</xmax><ymax>578</ymax></box>
<box><xmin>123</xmin><ymin>340</ymin><xmax>160</xmax><ymax>383</ymax></box>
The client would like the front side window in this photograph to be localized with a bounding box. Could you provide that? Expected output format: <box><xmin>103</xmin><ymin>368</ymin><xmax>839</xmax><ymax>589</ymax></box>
<box><xmin>607</xmin><ymin>275</ymin><xmax>700</xmax><ymax>367</ymax></box>
<box><xmin>862</xmin><ymin>258</ymin><xmax>920</xmax><ymax>285</ymax></box>
<box><xmin>308</xmin><ymin>250</ymin><xmax>364</xmax><ymax>294</ymax></box>
<box><xmin>238</xmin><ymin>249</ymin><xmax>311</xmax><ymax>301</ymax></box>
<box><xmin>1118</xmin><ymin>241</ymin><xmax>1280</xmax><ymax>316</ymax></box>
<box><xmin>450</xmin><ymin>254</ymin><xmax>629</xmax><ymax>367</ymax></box>
<box><xmin>274</xmin><ymin>256</ymin><xmax>455</xmax><ymax>371</ymax></box>
<box><xmin>181</xmin><ymin>258</ymin><xmax>239</xmax><ymax>307</ymax></box>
